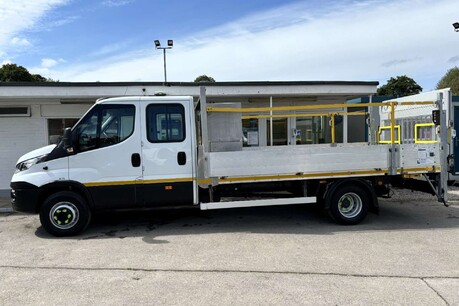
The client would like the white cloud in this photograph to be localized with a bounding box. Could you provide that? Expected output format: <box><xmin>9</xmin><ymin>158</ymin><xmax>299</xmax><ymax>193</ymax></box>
<box><xmin>1</xmin><ymin>60</ymin><xmax>12</xmax><ymax>66</ymax></box>
<box><xmin>89</xmin><ymin>40</ymin><xmax>135</xmax><ymax>58</ymax></box>
<box><xmin>29</xmin><ymin>57</ymin><xmax>66</xmax><ymax>79</ymax></box>
<box><xmin>10</xmin><ymin>37</ymin><xmax>32</xmax><ymax>47</ymax></box>
<box><xmin>0</xmin><ymin>0</ymin><xmax>68</xmax><ymax>60</ymax></box>
<box><xmin>40</xmin><ymin>57</ymin><xmax>65</xmax><ymax>68</ymax></box>
<box><xmin>101</xmin><ymin>0</ymin><xmax>135</xmax><ymax>7</ymax></box>
<box><xmin>52</xmin><ymin>0</ymin><xmax>459</xmax><ymax>91</ymax></box>
<box><xmin>47</xmin><ymin>15</ymin><xmax>79</xmax><ymax>28</ymax></box>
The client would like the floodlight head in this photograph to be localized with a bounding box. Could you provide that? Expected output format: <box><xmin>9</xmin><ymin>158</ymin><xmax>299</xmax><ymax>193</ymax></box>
<box><xmin>154</xmin><ymin>40</ymin><xmax>161</xmax><ymax>48</ymax></box>
<box><xmin>168</xmin><ymin>40</ymin><xmax>173</xmax><ymax>47</ymax></box>
<box><xmin>453</xmin><ymin>22</ymin><xmax>459</xmax><ymax>32</ymax></box>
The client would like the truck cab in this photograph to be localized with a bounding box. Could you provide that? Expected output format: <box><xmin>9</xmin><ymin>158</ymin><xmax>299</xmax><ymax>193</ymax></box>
<box><xmin>11</xmin><ymin>96</ymin><xmax>197</xmax><ymax>236</ymax></box>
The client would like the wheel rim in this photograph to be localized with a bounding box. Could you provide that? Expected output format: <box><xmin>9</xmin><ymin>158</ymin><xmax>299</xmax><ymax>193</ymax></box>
<box><xmin>337</xmin><ymin>192</ymin><xmax>362</xmax><ymax>219</ymax></box>
<box><xmin>49</xmin><ymin>202</ymin><xmax>79</xmax><ymax>230</ymax></box>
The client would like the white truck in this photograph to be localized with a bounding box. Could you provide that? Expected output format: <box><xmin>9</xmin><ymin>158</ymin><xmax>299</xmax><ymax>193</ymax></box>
<box><xmin>10</xmin><ymin>87</ymin><xmax>453</xmax><ymax>236</ymax></box>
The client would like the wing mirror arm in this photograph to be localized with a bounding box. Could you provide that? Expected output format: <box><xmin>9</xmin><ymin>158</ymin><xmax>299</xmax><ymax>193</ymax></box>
<box><xmin>63</xmin><ymin>127</ymin><xmax>74</xmax><ymax>154</ymax></box>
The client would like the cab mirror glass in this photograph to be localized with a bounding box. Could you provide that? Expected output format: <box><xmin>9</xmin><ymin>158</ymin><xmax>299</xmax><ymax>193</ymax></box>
<box><xmin>63</xmin><ymin>128</ymin><xmax>74</xmax><ymax>153</ymax></box>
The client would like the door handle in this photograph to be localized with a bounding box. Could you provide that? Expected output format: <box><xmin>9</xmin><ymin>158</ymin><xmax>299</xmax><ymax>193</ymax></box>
<box><xmin>131</xmin><ymin>153</ymin><xmax>141</xmax><ymax>167</ymax></box>
<box><xmin>177</xmin><ymin>152</ymin><xmax>186</xmax><ymax>165</ymax></box>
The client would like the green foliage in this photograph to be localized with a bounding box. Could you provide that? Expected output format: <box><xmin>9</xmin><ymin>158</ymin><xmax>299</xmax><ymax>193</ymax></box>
<box><xmin>436</xmin><ymin>67</ymin><xmax>459</xmax><ymax>95</ymax></box>
<box><xmin>376</xmin><ymin>75</ymin><xmax>422</xmax><ymax>96</ymax></box>
<box><xmin>31</xmin><ymin>74</ymin><xmax>48</xmax><ymax>82</ymax></box>
<box><xmin>0</xmin><ymin>63</ymin><xmax>54</xmax><ymax>82</ymax></box>
<box><xmin>194</xmin><ymin>75</ymin><xmax>216</xmax><ymax>83</ymax></box>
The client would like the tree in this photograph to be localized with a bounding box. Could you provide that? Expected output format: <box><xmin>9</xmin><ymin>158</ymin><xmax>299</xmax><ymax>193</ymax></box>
<box><xmin>436</xmin><ymin>67</ymin><xmax>459</xmax><ymax>95</ymax></box>
<box><xmin>377</xmin><ymin>75</ymin><xmax>422</xmax><ymax>96</ymax></box>
<box><xmin>194</xmin><ymin>75</ymin><xmax>215</xmax><ymax>83</ymax></box>
<box><xmin>31</xmin><ymin>74</ymin><xmax>48</xmax><ymax>82</ymax></box>
<box><xmin>0</xmin><ymin>63</ymin><xmax>53</xmax><ymax>82</ymax></box>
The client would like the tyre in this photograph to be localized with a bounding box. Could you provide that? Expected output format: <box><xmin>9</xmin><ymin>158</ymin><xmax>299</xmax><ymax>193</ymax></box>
<box><xmin>326</xmin><ymin>184</ymin><xmax>369</xmax><ymax>225</ymax></box>
<box><xmin>39</xmin><ymin>191</ymin><xmax>91</xmax><ymax>237</ymax></box>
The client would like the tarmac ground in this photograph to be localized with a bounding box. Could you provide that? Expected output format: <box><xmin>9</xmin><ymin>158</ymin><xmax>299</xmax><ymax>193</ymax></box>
<box><xmin>0</xmin><ymin>195</ymin><xmax>11</xmax><ymax>211</ymax></box>
<box><xmin>0</xmin><ymin>188</ymin><xmax>458</xmax><ymax>305</ymax></box>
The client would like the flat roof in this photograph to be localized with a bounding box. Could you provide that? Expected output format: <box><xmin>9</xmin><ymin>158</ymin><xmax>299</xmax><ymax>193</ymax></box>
<box><xmin>0</xmin><ymin>80</ymin><xmax>379</xmax><ymax>102</ymax></box>
<box><xmin>0</xmin><ymin>80</ymin><xmax>379</xmax><ymax>87</ymax></box>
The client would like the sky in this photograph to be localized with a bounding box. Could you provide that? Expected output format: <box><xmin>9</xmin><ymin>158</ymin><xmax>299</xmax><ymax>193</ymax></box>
<box><xmin>1</xmin><ymin>0</ymin><xmax>459</xmax><ymax>91</ymax></box>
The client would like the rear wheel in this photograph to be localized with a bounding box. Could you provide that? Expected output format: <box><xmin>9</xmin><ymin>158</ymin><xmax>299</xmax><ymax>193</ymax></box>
<box><xmin>40</xmin><ymin>191</ymin><xmax>91</xmax><ymax>236</ymax></box>
<box><xmin>326</xmin><ymin>184</ymin><xmax>369</xmax><ymax>225</ymax></box>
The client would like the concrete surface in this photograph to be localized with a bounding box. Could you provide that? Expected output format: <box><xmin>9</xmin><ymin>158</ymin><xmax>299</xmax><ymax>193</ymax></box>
<box><xmin>0</xmin><ymin>189</ymin><xmax>458</xmax><ymax>305</ymax></box>
<box><xmin>0</xmin><ymin>196</ymin><xmax>12</xmax><ymax>213</ymax></box>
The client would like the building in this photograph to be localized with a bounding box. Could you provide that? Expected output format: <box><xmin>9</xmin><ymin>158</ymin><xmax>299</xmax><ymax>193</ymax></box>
<box><xmin>0</xmin><ymin>81</ymin><xmax>378</xmax><ymax>194</ymax></box>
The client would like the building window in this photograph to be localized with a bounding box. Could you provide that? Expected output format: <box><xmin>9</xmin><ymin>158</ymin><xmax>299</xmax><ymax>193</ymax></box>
<box><xmin>267</xmin><ymin>118</ymin><xmax>288</xmax><ymax>146</ymax></box>
<box><xmin>296</xmin><ymin>116</ymin><xmax>324</xmax><ymax>144</ymax></box>
<box><xmin>295</xmin><ymin>115</ymin><xmax>343</xmax><ymax>144</ymax></box>
<box><xmin>48</xmin><ymin>118</ymin><xmax>79</xmax><ymax>144</ymax></box>
<box><xmin>0</xmin><ymin>106</ymin><xmax>30</xmax><ymax>117</ymax></box>
<box><xmin>242</xmin><ymin>118</ymin><xmax>259</xmax><ymax>147</ymax></box>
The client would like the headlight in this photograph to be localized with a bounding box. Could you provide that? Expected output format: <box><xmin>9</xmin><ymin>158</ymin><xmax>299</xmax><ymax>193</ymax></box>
<box><xmin>15</xmin><ymin>155</ymin><xmax>48</xmax><ymax>173</ymax></box>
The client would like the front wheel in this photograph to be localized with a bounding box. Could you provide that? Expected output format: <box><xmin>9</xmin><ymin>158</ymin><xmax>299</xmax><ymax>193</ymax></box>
<box><xmin>326</xmin><ymin>184</ymin><xmax>369</xmax><ymax>225</ymax></box>
<box><xmin>39</xmin><ymin>191</ymin><xmax>91</xmax><ymax>236</ymax></box>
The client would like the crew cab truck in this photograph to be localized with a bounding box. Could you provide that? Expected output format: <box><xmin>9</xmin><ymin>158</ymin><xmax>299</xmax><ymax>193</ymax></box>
<box><xmin>10</xmin><ymin>87</ymin><xmax>452</xmax><ymax>236</ymax></box>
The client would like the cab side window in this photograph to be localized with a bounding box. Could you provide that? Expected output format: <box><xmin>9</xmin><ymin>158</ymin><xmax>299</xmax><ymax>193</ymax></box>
<box><xmin>75</xmin><ymin>105</ymin><xmax>135</xmax><ymax>153</ymax></box>
<box><xmin>147</xmin><ymin>104</ymin><xmax>185</xmax><ymax>143</ymax></box>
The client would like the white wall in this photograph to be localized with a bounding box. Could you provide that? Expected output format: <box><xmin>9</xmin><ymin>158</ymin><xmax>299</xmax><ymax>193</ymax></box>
<box><xmin>0</xmin><ymin>103</ymin><xmax>92</xmax><ymax>192</ymax></box>
<box><xmin>0</xmin><ymin>105</ymin><xmax>47</xmax><ymax>191</ymax></box>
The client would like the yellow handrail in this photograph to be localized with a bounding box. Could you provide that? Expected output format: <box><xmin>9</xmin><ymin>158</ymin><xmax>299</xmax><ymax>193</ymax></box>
<box><xmin>390</xmin><ymin>102</ymin><xmax>396</xmax><ymax>145</ymax></box>
<box><xmin>378</xmin><ymin>125</ymin><xmax>401</xmax><ymax>144</ymax></box>
<box><xmin>414</xmin><ymin>123</ymin><xmax>437</xmax><ymax>144</ymax></box>
<box><xmin>241</xmin><ymin>111</ymin><xmax>367</xmax><ymax>120</ymax></box>
<box><xmin>207</xmin><ymin>101</ymin><xmax>434</xmax><ymax>113</ymax></box>
<box><xmin>209</xmin><ymin>100</ymin><xmax>437</xmax><ymax>146</ymax></box>
<box><xmin>331</xmin><ymin>113</ymin><xmax>336</xmax><ymax>144</ymax></box>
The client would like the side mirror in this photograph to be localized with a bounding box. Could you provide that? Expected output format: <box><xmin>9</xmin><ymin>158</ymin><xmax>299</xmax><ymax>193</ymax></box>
<box><xmin>63</xmin><ymin>127</ymin><xmax>74</xmax><ymax>154</ymax></box>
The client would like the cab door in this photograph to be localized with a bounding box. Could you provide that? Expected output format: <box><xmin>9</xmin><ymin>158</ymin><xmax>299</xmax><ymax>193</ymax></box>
<box><xmin>69</xmin><ymin>101</ymin><xmax>142</xmax><ymax>209</ymax></box>
<box><xmin>140</xmin><ymin>98</ymin><xmax>195</xmax><ymax>207</ymax></box>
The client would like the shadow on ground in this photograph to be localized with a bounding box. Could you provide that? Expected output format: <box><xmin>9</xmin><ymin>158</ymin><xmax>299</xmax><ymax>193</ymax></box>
<box><xmin>34</xmin><ymin>197</ymin><xmax>459</xmax><ymax>243</ymax></box>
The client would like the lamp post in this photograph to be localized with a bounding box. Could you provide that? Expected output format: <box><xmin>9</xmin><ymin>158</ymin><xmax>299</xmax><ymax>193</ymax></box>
<box><xmin>453</xmin><ymin>22</ymin><xmax>459</xmax><ymax>32</ymax></box>
<box><xmin>154</xmin><ymin>39</ymin><xmax>173</xmax><ymax>83</ymax></box>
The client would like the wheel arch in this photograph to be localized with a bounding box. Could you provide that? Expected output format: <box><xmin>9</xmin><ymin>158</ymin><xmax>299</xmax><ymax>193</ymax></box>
<box><xmin>37</xmin><ymin>181</ymin><xmax>94</xmax><ymax>213</ymax></box>
<box><xmin>323</xmin><ymin>178</ymin><xmax>379</xmax><ymax>214</ymax></box>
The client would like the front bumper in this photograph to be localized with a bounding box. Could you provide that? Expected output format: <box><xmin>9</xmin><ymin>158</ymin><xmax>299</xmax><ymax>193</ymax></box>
<box><xmin>10</xmin><ymin>182</ymin><xmax>39</xmax><ymax>213</ymax></box>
